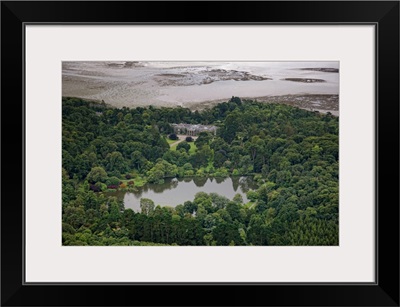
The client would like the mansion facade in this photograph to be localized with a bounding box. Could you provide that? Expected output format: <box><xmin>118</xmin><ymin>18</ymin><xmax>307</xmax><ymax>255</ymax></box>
<box><xmin>171</xmin><ymin>123</ymin><xmax>217</xmax><ymax>136</ymax></box>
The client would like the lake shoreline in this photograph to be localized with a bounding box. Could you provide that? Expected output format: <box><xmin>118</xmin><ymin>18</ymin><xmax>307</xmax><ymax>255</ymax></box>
<box><xmin>104</xmin><ymin>173</ymin><xmax>259</xmax><ymax>193</ymax></box>
<box><xmin>106</xmin><ymin>176</ymin><xmax>259</xmax><ymax>212</ymax></box>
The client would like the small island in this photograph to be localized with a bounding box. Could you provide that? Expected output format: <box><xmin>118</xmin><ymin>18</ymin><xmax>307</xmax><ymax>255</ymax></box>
<box><xmin>283</xmin><ymin>78</ymin><xmax>326</xmax><ymax>83</ymax></box>
<box><xmin>299</xmin><ymin>67</ymin><xmax>339</xmax><ymax>73</ymax></box>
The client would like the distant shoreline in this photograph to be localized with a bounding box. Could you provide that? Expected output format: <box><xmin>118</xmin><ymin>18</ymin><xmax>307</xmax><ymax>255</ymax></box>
<box><xmin>63</xmin><ymin>93</ymin><xmax>339</xmax><ymax>117</ymax></box>
<box><xmin>190</xmin><ymin>94</ymin><xmax>339</xmax><ymax>116</ymax></box>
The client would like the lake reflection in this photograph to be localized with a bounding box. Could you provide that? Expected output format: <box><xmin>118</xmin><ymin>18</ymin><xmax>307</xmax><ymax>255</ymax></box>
<box><xmin>109</xmin><ymin>176</ymin><xmax>258</xmax><ymax>212</ymax></box>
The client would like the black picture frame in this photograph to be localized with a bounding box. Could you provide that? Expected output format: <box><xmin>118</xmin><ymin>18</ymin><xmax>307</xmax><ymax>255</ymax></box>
<box><xmin>1</xmin><ymin>1</ymin><xmax>399</xmax><ymax>306</ymax></box>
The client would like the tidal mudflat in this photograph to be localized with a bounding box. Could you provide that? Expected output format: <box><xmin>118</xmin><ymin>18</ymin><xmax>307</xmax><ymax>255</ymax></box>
<box><xmin>63</xmin><ymin>61</ymin><xmax>339</xmax><ymax>114</ymax></box>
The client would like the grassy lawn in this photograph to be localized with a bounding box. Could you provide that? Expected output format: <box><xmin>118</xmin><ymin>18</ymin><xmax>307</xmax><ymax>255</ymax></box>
<box><xmin>188</xmin><ymin>142</ymin><xmax>197</xmax><ymax>154</ymax></box>
<box><xmin>170</xmin><ymin>142</ymin><xmax>179</xmax><ymax>151</ymax></box>
<box><xmin>120</xmin><ymin>175</ymin><xmax>147</xmax><ymax>187</ymax></box>
<box><xmin>171</xmin><ymin>141</ymin><xmax>197</xmax><ymax>154</ymax></box>
<box><xmin>131</xmin><ymin>176</ymin><xmax>146</xmax><ymax>187</ymax></box>
<box><xmin>165</xmin><ymin>138</ymin><xmax>175</xmax><ymax>145</ymax></box>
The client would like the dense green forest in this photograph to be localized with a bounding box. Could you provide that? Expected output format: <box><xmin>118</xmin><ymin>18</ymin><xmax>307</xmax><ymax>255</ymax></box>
<box><xmin>62</xmin><ymin>96</ymin><xmax>339</xmax><ymax>246</ymax></box>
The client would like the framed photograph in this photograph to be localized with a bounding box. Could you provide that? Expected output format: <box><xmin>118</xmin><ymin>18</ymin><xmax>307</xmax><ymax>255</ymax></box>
<box><xmin>2</xmin><ymin>1</ymin><xmax>399</xmax><ymax>306</ymax></box>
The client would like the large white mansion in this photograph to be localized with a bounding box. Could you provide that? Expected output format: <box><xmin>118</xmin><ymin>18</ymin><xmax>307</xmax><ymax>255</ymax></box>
<box><xmin>171</xmin><ymin>123</ymin><xmax>217</xmax><ymax>136</ymax></box>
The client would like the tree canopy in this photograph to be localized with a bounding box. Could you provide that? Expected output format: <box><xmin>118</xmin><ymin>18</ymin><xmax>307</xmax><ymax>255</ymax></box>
<box><xmin>62</xmin><ymin>97</ymin><xmax>338</xmax><ymax>246</ymax></box>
